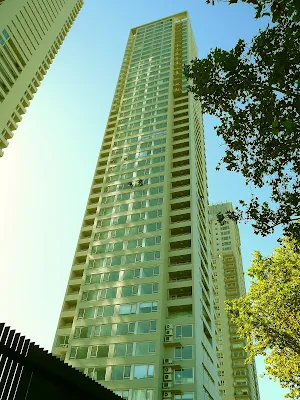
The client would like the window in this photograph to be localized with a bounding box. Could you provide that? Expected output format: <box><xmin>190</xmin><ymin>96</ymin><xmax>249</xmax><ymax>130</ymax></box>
<box><xmin>69</xmin><ymin>346</ymin><xmax>88</xmax><ymax>359</ymax></box>
<box><xmin>123</xmin><ymin>268</ymin><xmax>140</xmax><ymax>280</ymax></box>
<box><xmin>116</xmin><ymin>322</ymin><xmax>135</xmax><ymax>336</ymax></box>
<box><xmin>133</xmin><ymin>365</ymin><xmax>154</xmax><ymax>379</ymax></box>
<box><xmin>135</xmin><ymin>342</ymin><xmax>156</xmax><ymax>356</ymax></box>
<box><xmin>145</xmin><ymin>236</ymin><xmax>161</xmax><ymax>246</ymax></box>
<box><xmin>78</xmin><ymin>307</ymin><xmax>96</xmax><ymax>319</ymax></box>
<box><xmin>175</xmin><ymin>369</ymin><xmax>194</xmax><ymax>384</ymax></box>
<box><xmin>140</xmin><ymin>283</ymin><xmax>159</xmax><ymax>295</ymax></box>
<box><xmin>137</xmin><ymin>320</ymin><xmax>157</xmax><ymax>334</ymax></box>
<box><xmin>97</xmin><ymin>305</ymin><xmax>115</xmax><ymax>317</ymax></box>
<box><xmin>111</xmin><ymin>365</ymin><xmax>131</xmax><ymax>380</ymax></box>
<box><xmin>139</xmin><ymin>301</ymin><xmax>158</xmax><ymax>314</ymax></box>
<box><xmin>100</xmin><ymin>287</ymin><xmax>117</xmax><ymax>299</ymax></box>
<box><xmin>119</xmin><ymin>303</ymin><xmax>137</xmax><ymax>315</ymax></box>
<box><xmin>102</xmin><ymin>271</ymin><xmax>119</xmax><ymax>282</ymax></box>
<box><xmin>132</xmin><ymin>389</ymin><xmax>153</xmax><ymax>400</ymax></box>
<box><xmin>87</xmin><ymin>367</ymin><xmax>106</xmax><ymax>381</ymax></box>
<box><xmin>121</xmin><ymin>285</ymin><xmax>139</xmax><ymax>297</ymax></box>
<box><xmin>94</xmin><ymin>324</ymin><xmax>112</xmax><ymax>337</ymax></box>
<box><xmin>175</xmin><ymin>346</ymin><xmax>193</xmax><ymax>360</ymax></box>
<box><xmin>85</xmin><ymin>274</ymin><xmax>101</xmax><ymax>285</ymax></box>
<box><xmin>175</xmin><ymin>394</ymin><xmax>194</xmax><ymax>400</ymax></box>
<box><xmin>90</xmin><ymin>345</ymin><xmax>109</xmax><ymax>358</ymax></box>
<box><xmin>54</xmin><ymin>335</ymin><xmax>69</xmax><ymax>346</ymax></box>
<box><xmin>74</xmin><ymin>326</ymin><xmax>93</xmax><ymax>339</ymax></box>
<box><xmin>115</xmin><ymin>343</ymin><xmax>133</xmax><ymax>357</ymax></box>
<box><xmin>114</xmin><ymin>391</ymin><xmax>129</xmax><ymax>399</ymax></box>
<box><xmin>175</xmin><ymin>325</ymin><xmax>193</xmax><ymax>338</ymax></box>
<box><xmin>142</xmin><ymin>266</ymin><xmax>159</xmax><ymax>277</ymax></box>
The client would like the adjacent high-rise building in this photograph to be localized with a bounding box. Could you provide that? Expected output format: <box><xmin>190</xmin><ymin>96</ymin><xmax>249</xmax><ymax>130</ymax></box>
<box><xmin>52</xmin><ymin>11</ymin><xmax>221</xmax><ymax>400</ymax></box>
<box><xmin>0</xmin><ymin>0</ymin><xmax>83</xmax><ymax>157</ymax></box>
<box><xmin>209</xmin><ymin>202</ymin><xmax>260</xmax><ymax>400</ymax></box>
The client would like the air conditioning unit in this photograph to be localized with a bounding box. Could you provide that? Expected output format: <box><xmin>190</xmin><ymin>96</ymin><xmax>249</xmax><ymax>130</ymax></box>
<box><xmin>166</xmin><ymin>324</ymin><xmax>173</xmax><ymax>330</ymax></box>
<box><xmin>163</xmin><ymin>392</ymin><xmax>172</xmax><ymax>399</ymax></box>
<box><xmin>164</xmin><ymin>374</ymin><xmax>172</xmax><ymax>381</ymax></box>
<box><xmin>162</xmin><ymin>382</ymin><xmax>173</xmax><ymax>389</ymax></box>
<box><xmin>164</xmin><ymin>367</ymin><xmax>172</xmax><ymax>373</ymax></box>
<box><xmin>165</xmin><ymin>329</ymin><xmax>173</xmax><ymax>336</ymax></box>
<box><xmin>163</xmin><ymin>358</ymin><xmax>173</xmax><ymax>365</ymax></box>
<box><xmin>164</xmin><ymin>336</ymin><xmax>174</xmax><ymax>343</ymax></box>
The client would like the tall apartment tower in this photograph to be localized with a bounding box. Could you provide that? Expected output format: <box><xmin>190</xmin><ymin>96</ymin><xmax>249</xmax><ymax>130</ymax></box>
<box><xmin>52</xmin><ymin>12</ymin><xmax>221</xmax><ymax>400</ymax></box>
<box><xmin>0</xmin><ymin>0</ymin><xmax>83</xmax><ymax>157</ymax></box>
<box><xmin>209</xmin><ymin>202</ymin><xmax>260</xmax><ymax>400</ymax></box>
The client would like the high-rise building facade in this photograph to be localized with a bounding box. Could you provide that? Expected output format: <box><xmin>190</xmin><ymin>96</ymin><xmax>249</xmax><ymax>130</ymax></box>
<box><xmin>52</xmin><ymin>12</ymin><xmax>221</xmax><ymax>400</ymax></box>
<box><xmin>0</xmin><ymin>0</ymin><xmax>83</xmax><ymax>157</ymax></box>
<box><xmin>209</xmin><ymin>203</ymin><xmax>260</xmax><ymax>400</ymax></box>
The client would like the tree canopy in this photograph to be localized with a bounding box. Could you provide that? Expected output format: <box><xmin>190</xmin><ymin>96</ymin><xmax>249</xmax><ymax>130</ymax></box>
<box><xmin>225</xmin><ymin>237</ymin><xmax>300</xmax><ymax>398</ymax></box>
<box><xmin>184</xmin><ymin>0</ymin><xmax>300</xmax><ymax>242</ymax></box>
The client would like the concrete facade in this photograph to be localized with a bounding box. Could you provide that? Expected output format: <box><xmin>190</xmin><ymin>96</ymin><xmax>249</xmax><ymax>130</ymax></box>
<box><xmin>209</xmin><ymin>203</ymin><xmax>260</xmax><ymax>400</ymax></box>
<box><xmin>0</xmin><ymin>0</ymin><xmax>83</xmax><ymax>157</ymax></box>
<box><xmin>52</xmin><ymin>12</ymin><xmax>221</xmax><ymax>400</ymax></box>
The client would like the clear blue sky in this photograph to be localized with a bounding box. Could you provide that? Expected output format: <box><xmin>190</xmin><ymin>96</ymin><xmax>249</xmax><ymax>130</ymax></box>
<box><xmin>0</xmin><ymin>0</ymin><xmax>287</xmax><ymax>399</ymax></box>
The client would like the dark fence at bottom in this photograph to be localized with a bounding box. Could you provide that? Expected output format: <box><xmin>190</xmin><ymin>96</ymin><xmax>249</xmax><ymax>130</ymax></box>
<box><xmin>0</xmin><ymin>323</ymin><xmax>121</xmax><ymax>400</ymax></box>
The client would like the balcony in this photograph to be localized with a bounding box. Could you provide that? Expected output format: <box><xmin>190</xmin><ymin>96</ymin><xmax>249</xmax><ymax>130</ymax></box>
<box><xmin>171</xmin><ymin>178</ymin><xmax>190</xmax><ymax>189</ymax></box>
<box><xmin>170</xmin><ymin>213</ymin><xmax>191</xmax><ymax>224</ymax></box>
<box><xmin>170</xmin><ymin>239</ymin><xmax>191</xmax><ymax>252</ymax></box>
<box><xmin>170</xmin><ymin>201</ymin><xmax>190</xmax><ymax>212</ymax></box>
<box><xmin>167</xmin><ymin>304</ymin><xmax>192</xmax><ymax>319</ymax></box>
<box><xmin>93</xmin><ymin>176</ymin><xmax>103</xmax><ymax>185</ymax></box>
<box><xmin>170</xmin><ymin>226</ymin><xmax>191</xmax><ymax>237</ymax></box>
<box><xmin>172</xmin><ymin>159</ymin><xmax>189</xmax><ymax>169</ymax></box>
<box><xmin>171</xmin><ymin>169</ymin><xmax>190</xmax><ymax>179</ymax></box>
<box><xmin>60</xmin><ymin>309</ymin><xmax>75</xmax><ymax>319</ymax></box>
<box><xmin>169</xmin><ymin>286</ymin><xmax>192</xmax><ymax>300</ymax></box>
<box><xmin>59</xmin><ymin>317</ymin><xmax>73</xmax><ymax>329</ymax></box>
<box><xmin>172</xmin><ymin>149</ymin><xmax>189</xmax><ymax>159</ymax></box>
<box><xmin>170</xmin><ymin>253</ymin><xmax>191</xmax><ymax>266</ymax></box>
<box><xmin>169</xmin><ymin>269</ymin><xmax>192</xmax><ymax>283</ymax></box>
<box><xmin>173</xmin><ymin>141</ymin><xmax>189</xmax><ymax>152</ymax></box>
<box><xmin>63</xmin><ymin>300</ymin><xmax>77</xmax><ymax>312</ymax></box>
<box><xmin>171</xmin><ymin>189</ymin><xmax>190</xmax><ymax>200</ymax></box>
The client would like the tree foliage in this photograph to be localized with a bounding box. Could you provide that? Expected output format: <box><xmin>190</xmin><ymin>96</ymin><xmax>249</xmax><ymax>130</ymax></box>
<box><xmin>184</xmin><ymin>0</ymin><xmax>300</xmax><ymax>242</ymax></box>
<box><xmin>225</xmin><ymin>237</ymin><xmax>300</xmax><ymax>398</ymax></box>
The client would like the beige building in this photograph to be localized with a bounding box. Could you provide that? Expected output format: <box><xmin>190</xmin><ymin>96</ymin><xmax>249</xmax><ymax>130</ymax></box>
<box><xmin>209</xmin><ymin>203</ymin><xmax>260</xmax><ymax>400</ymax></box>
<box><xmin>52</xmin><ymin>12</ymin><xmax>221</xmax><ymax>400</ymax></box>
<box><xmin>0</xmin><ymin>0</ymin><xmax>83</xmax><ymax>157</ymax></box>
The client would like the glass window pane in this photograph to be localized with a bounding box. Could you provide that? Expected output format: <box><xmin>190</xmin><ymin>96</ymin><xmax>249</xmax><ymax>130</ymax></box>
<box><xmin>120</xmin><ymin>304</ymin><xmax>131</xmax><ymax>315</ymax></box>
<box><xmin>115</xmin><ymin>344</ymin><xmax>126</xmax><ymax>357</ymax></box>
<box><xmin>135</xmin><ymin>342</ymin><xmax>148</xmax><ymax>356</ymax></box>
<box><xmin>111</xmin><ymin>366</ymin><xmax>125</xmax><ymax>380</ymax></box>
<box><xmin>133</xmin><ymin>365</ymin><xmax>148</xmax><ymax>379</ymax></box>
<box><xmin>116</xmin><ymin>229</ymin><xmax>126</xmax><ymax>237</ymax></box>
<box><xmin>76</xmin><ymin>346</ymin><xmax>88</xmax><ymax>359</ymax></box>
<box><xmin>182</xmin><ymin>325</ymin><xmax>193</xmax><ymax>338</ymax></box>
<box><xmin>137</xmin><ymin>321</ymin><xmax>150</xmax><ymax>334</ymax></box>
<box><xmin>142</xmin><ymin>267</ymin><xmax>153</xmax><ymax>277</ymax></box>
<box><xmin>109</xmin><ymin>271</ymin><xmax>120</xmax><ymax>282</ymax></box>
<box><xmin>94</xmin><ymin>368</ymin><xmax>106</xmax><ymax>380</ymax></box>
<box><xmin>112</xmin><ymin>256</ymin><xmax>122</xmax><ymax>266</ymax></box>
<box><xmin>101</xmin><ymin>325</ymin><xmax>112</xmax><ymax>336</ymax></box>
<box><xmin>139</xmin><ymin>302</ymin><xmax>151</xmax><ymax>314</ymax></box>
<box><xmin>103</xmin><ymin>305</ymin><xmax>114</xmax><ymax>317</ymax></box>
<box><xmin>182</xmin><ymin>346</ymin><xmax>193</xmax><ymax>360</ymax></box>
<box><xmin>123</xmin><ymin>270</ymin><xmax>135</xmax><ymax>280</ymax></box>
<box><xmin>148</xmin><ymin>365</ymin><xmax>154</xmax><ymax>378</ymax></box>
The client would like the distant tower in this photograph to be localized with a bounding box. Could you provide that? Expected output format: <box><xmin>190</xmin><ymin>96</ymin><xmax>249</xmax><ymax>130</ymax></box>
<box><xmin>52</xmin><ymin>11</ymin><xmax>221</xmax><ymax>400</ymax></box>
<box><xmin>0</xmin><ymin>0</ymin><xmax>83</xmax><ymax>157</ymax></box>
<box><xmin>209</xmin><ymin>202</ymin><xmax>260</xmax><ymax>400</ymax></box>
